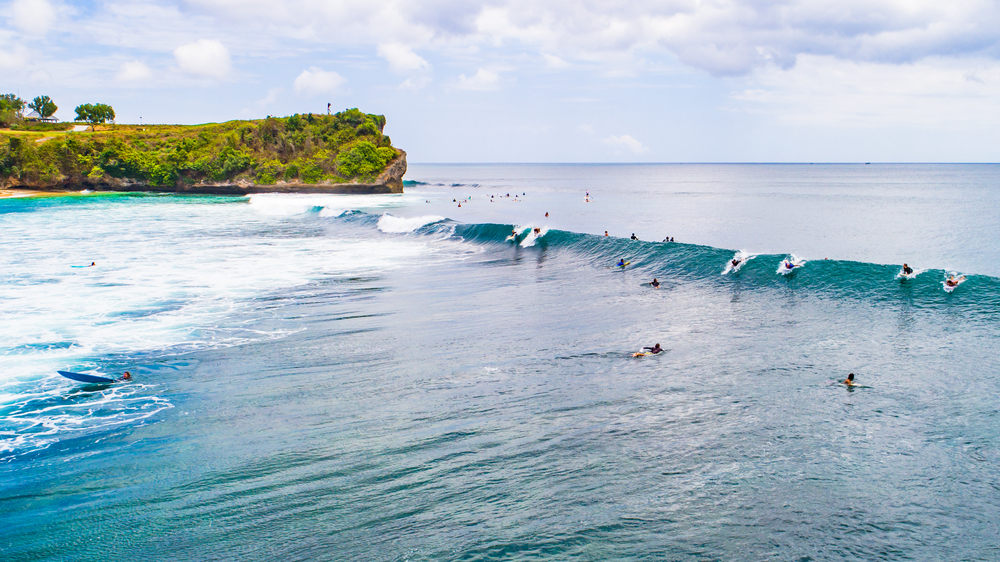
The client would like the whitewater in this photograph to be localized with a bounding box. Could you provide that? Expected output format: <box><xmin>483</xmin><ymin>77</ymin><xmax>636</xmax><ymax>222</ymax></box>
<box><xmin>2</xmin><ymin>164</ymin><xmax>999</xmax><ymax>561</ymax></box>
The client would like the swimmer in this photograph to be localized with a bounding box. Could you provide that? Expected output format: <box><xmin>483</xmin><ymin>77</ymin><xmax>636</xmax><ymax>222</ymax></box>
<box><xmin>650</xmin><ymin>278</ymin><xmax>660</xmax><ymax>288</ymax></box>
<box><xmin>118</xmin><ymin>371</ymin><xmax>132</xmax><ymax>382</ymax></box>
<box><xmin>642</xmin><ymin>343</ymin><xmax>663</xmax><ymax>355</ymax></box>
<box><xmin>902</xmin><ymin>263</ymin><xmax>913</xmax><ymax>275</ymax></box>
<box><xmin>842</xmin><ymin>373</ymin><xmax>855</xmax><ymax>386</ymax></box>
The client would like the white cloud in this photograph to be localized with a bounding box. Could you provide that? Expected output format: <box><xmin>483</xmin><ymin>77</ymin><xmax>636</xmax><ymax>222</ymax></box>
<box><xmin>604</xmin><ymin>134</ymin><xmax>648</xmax><ymax>154</ymax></box>
<box><xmin>400</xmin><ymin>75</ymin><xmax>431</xmax><ymax>90</ymax></box>
<box><xmin>0</xmin><ymin>45</ymin><xmax>28</xmax><ymax>70</ymax></box>
<box><xmin>542</xmin><ymin>53</ymin><xmax>570</xmax><ymax>69</ymax></box>
<box><xmin>456</xmin><ymin>68</ymin><xmax>500</xmax><ymax>90</ymax></box>
<box><xmin>732</xmin><ymin>55</ymin><xmax>1000</xmax><ymax>128</ymax></box>
<box><xmin>12</xmin><ymin>0</ymin><xmax>56</xmax><ymax>35</ymax></box>
<box><xmin>377</xmin><ymin>42</ymin><xmax>430</xmax><ymax>74</ymax></box>
<box><xmin>174</xmin><ymin>39</ymin><xmax>231</xmax><ymax>78</ymax></box>
<box><xmin>255</xmin><ymin>87</ymin><xmax>282</xmax><ymax>109</ymax></box>
<box><xmin>294</xmin><ymin>67</ymin><xmax>346</xmax><ymax>97</ymax></box>
<box><xmin>116</xmin><ymin>60</ymin><xmax>152</xmax><ymax>82</ymax></box>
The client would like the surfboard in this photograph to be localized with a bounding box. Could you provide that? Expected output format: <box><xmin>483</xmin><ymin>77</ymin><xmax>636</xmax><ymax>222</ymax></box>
<box><xmin>58</xmin><ymin>370</ymin><xmax>116</xmax><ymax>383</ymax></box>
<box><xmin>71</xmin><ymin>265</ymin><xmax>92</xmax><ymax>268</ymax></box>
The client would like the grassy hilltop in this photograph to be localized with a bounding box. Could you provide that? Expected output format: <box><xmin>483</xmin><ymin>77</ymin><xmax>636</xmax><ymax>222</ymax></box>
<box><xmin>0</xmin><ymin>109</ymin><xmax>403</xmax><ymax>191</ymax></box>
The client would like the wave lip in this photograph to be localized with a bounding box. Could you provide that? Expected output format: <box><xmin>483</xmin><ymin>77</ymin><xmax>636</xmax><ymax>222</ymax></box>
<box><xmin>377</xmin><ymin>213</ymin><xmax>446</xmax><ymax>234</ymax></box>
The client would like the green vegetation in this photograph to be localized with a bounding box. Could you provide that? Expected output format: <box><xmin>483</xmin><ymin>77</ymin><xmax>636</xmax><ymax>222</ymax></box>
<box><xmin>74</xmin><ymin>103</ymin><xmax>116</xmax><ymax>131</ymax></box>
<box><xmin>1</xmin><ymin>108</ymin><xmax>400</xmax><ymax>188</ymax></box>
<box><xmin>1</xmin><ymin>94</ymin><xmax>25</xmax><ymax>128</ymax></box>
<box><xmin>29</xmin><ymin>96</ymin><xmax>58</xmax><ymax>119</ymax></box>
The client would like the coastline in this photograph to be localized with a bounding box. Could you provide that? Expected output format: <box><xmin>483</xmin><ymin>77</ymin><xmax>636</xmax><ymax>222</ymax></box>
<box><xmin>1</xmin><ymin>150</ymin><xmax>408</xmax><ymax>197</ymax></box>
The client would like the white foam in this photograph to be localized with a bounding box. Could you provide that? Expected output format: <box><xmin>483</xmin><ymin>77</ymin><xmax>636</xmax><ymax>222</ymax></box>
<box><xmin>520</xmin><ymin>226</ymin><xmax>549</xmax><ymax>247</ymax></box>
<box><xmin>942</xmin><ymin>272</ymin><xmax>966</xmax><ymax>292</ymax></box>
<box><xmin>377</xmin><ymin>213</ymin><xmax>445</xmax><ymax>234</ymax></box>
<box><xmin>722</xmin><ymin>250</ymin><xmax>755</xmax><ymax>275</ymax></box>
<box><xmin>777</xmin><ymin>254</ymin><xmax>806</xmax><ymax>275</ymax></box>
<box><xmin>247</xmin><ymin>192</ymin><xmax>420</xmax><ymax>217</ymax></box>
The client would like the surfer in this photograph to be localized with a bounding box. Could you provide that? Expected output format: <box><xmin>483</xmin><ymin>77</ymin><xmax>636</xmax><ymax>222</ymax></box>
<box><xmin>631</xmin><ymin>233</ymin><xmax>638</xmax><ymax>240</ymax></box>
<box><xmin>902</xmin><ymin>263</ymin><xmax>913</xmax><ymax>275</ymax></box>
<box><xmin>533</xmin><ymin>227</ymin><xmax>541</xmax><ymax>235</ymax></box>
<box><xmin>945</xmin><ymin>275</ymin><xmax>965</xmax><ymax>287</ymax></box>
<box><xmin>616</xmin><ymin>259</ymin><xmax>626</xmax><ymax>268</ymax></box>
<box><xmin>731</xmin><ymin>258</ymin><xmax>741</xmax><ymax>268</ymax></box>
<box><xmin>117</xmin><ymin>371</ymin><xmax>132</xmax><ymax>382</ymax></box>
<box><xmin>545</xmin><ymin>212</ymin><xmax>549</xmax><ymax>217</ymax></box>
<box><xmin>784</xmin><ymin>260</ymin><xmax>795</xmax><ymax>270</ymax></box>
<box><xmin>88</xmin><ymin>262</ymin><xmax>95</xmax><ymax>267</ymax></box>
<box><xmin>842</xmin><ymin>373</ymin><xmax>855</xmax><ymax>386</ymax></box>
<box><xmin>605</xmin><ymin>231</ymin><xmax>609</xmax><ymax>237</ymax></box>
<box><xmin>642</xmin><ymin>344</ymin><xmax>663</xmax><ymax>355</ymax></box>
<box><xmin>651</xmin><ymin>278</ymin><xmax>660</xmax><ymax>288</ymax></box>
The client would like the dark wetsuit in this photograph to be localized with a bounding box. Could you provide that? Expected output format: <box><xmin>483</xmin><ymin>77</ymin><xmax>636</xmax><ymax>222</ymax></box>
<box><xmin>642</xmin><ymin>346</ymin><xmax>663</xmax><ymax>354</ymax></box>
<box><xmin>651</xmin><ymin>280</ymin><xmax>660</xmax><ymax>288</ymax></box>
<box><xmin>903</xmin><ymin>266</ymin><xmax>913</xmax><ymax>275</ymax></box>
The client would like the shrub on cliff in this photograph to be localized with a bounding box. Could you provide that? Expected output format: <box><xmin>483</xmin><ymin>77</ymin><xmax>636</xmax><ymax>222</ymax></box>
<box><xmin>337</xmin><ymin>141</ymin><xmax>397</xmax><ymax>178</ymax></box>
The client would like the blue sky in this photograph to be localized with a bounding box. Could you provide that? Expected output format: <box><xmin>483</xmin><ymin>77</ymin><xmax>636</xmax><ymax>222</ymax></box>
<box><xmin>3</xmin><ymin>0</ymin><xmax>1000</xmax><ymax>162</ymax></box>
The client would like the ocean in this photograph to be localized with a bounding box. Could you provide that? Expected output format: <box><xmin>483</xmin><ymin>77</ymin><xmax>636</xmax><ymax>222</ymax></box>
<box><xmin>1</xmin><ymin>164</ymin><xmax>998</xmax><ymax>561</ymax></box>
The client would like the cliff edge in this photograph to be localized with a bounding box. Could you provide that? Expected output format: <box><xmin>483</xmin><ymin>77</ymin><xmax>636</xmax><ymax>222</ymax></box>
<box><xmin>0</xmin><ymin>109</ymin><xmax>407</xmax><ymax>195</ymax></box>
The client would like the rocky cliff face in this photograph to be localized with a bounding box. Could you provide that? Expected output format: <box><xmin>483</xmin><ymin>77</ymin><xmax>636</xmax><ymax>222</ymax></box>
<box><xmin>3</xmin><ymin>150</ymin><xmax>407</xmax><ymax>196</ymax></box>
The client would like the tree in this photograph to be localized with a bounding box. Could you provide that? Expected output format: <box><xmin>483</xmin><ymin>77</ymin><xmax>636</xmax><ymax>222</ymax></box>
<box><xmin>28</xmin><ymin>96</ymin><xmax>58</xmax><ymax>119</ymax></box>
<box><xmin>74</xmin><ymin>103</ymin><xmax>115</xmax><ymax>131</ymax></box>
<box><xmin>0</xmin><ymin>94</ymin><xmax>25</xmax><ymax>113</ymax></box>
<box><xmin>0</xmin><ymin>94</ymin><xmax>25</xmax><ymax>127</ymax></box>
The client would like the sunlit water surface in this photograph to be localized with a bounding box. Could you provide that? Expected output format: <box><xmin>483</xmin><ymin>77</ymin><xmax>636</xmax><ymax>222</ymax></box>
<box><xmin>2</xmin><ymin>165</ymin><xmax>999</xmax><ymax>561</ymax></box>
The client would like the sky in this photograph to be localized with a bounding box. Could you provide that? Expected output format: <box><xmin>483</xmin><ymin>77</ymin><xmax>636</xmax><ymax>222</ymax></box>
<box><xmin>3</xmin><ymin>0</ymin><xmax>1000</xmax><ymax>162</ymax></box>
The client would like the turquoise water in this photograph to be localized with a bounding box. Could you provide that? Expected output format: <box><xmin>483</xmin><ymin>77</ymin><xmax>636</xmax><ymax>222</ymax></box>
<box><xmin>2</xmin><ymin>165</ymin><xmax>999</xmax><ymax>560</ymax></box>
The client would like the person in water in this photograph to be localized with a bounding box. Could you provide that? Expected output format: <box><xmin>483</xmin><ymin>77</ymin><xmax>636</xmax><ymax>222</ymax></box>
<box><xmin>642</xmin><ymin>344</ymin><xmax>663</xmax><ymax>354</ymax></box>
<box><xmin>545</xmin><ymin>212</ymin><xmax>549</xmax><ymax>217</ymax></box>
<box><xmin>533</xmin><ymin>227</ymin><xmax>541</xmax><ymax>234</ymax></box>
<box><xmin>731</xmin><ymin>258</ymin><xmax>741</xmax><ymax>268</ymax></box>
<box><xmin>631</xmin><ymin>233</ymin><xmax>638</xmax><ymax>240</ymax></box>
<box><xmin>902</xmin><ymin>263</ymin><xmax>913</xmax><ymax>275</ymax></box>
<box><xmin>785</xmin><ymin>261</ymin><xmax>795</xmax><ymax>269</ymax></box>
<box><xmin>89</xmin><ymin>262</ymin><xmax>95</xmax><ymax>267</ymax></box>
<box><xmin>946</xmin><ymin>275</ymin><xmax>965</xmax><ymax>287</ymax></box>
<box><xmin>617</xmin><ymin>258</ymin><xmax>626</xmax><ymax>268</ymax></box>
<box><xmin>604</xmin><ymin>231</ymin><xmax>609</xmax><ymax>237</ymax></box>
<box><xmin>842</xmin><ymin>373</ymin><xmax>855</xmax><ymax>386</ymax></box>
<box><xmin>651</xmin><ymin>278</ymin><xmax>660</xmax><ymax>288</ymax></box>
<box><xmin>118</xmin><ymin>371</ymin><xmax>132</xmax><ymax>382</ymax></box>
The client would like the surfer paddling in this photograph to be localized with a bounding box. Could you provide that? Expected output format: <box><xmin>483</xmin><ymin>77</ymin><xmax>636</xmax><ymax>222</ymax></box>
<box><xmin>650</xmin><ymin>278</ymin><xmax>660</xmax><ymax>288</ymax></box>
<box><xmin>633</xmin><ymin>343</ymin><xmax>663</xmax><ymax>357</ymax></box>
<box><xmin>842</xmin><ymin>373</ymin><xmax>855</xmax><ymax>386</ymax></box>
<box><xmin>945</xmin><ymin>275</ymin><xmax>965</xmax><ymax>287</ymax></box>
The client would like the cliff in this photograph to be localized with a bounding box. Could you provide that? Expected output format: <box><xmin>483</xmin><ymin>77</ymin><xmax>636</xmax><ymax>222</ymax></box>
<box><xmin>0</xmin><ymin>109</ymin><xmax>406</xmax><ymax>195</ymax></box>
